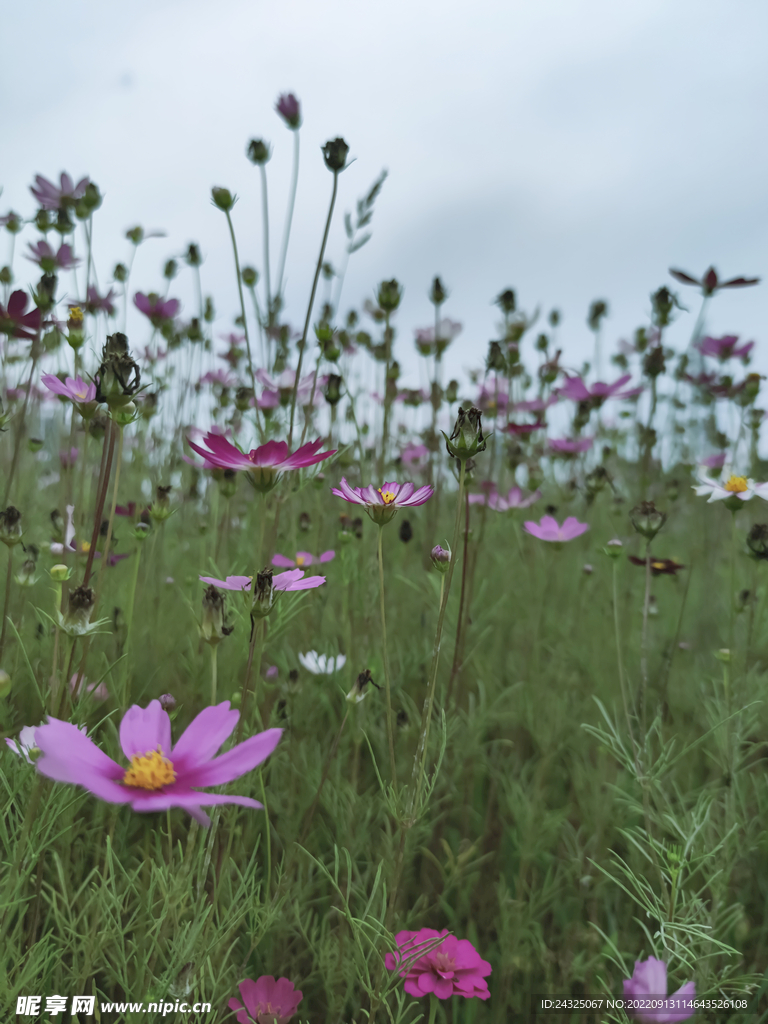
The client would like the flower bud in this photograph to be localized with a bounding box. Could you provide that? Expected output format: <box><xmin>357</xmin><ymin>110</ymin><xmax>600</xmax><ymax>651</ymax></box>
<box><xmin>276</xmin><ymin>92</ymin><xmax>302</xmax><ymax>129</ymax></box>
<box><xmin>346</xmin><ymin>668</ymin><xmax>379</xmax><ymax>704</ymax></box>
<box><xmin>251</xmin><ymin>568</ymin><xmax>276</xmax><ymax>619</ymax></box>
<box><xmin>444</xmin><ymin>406</ymin><xmax>487</xmax><ymax>461</ymax></box>
<box><xmin>0</xmin><ymin>506</ymin><xmax>23</xmax><ymax>547</ymax></box>
<box><xmin>445</xmin><ymin>380</ymin><xmax>459</xmax><ymax>404</ymax></box>
<box><xmin>431</xmin><ymin>544</ymin><xmax>451</xmax><ymax>573</ymax></box>
<box><xmin>211</xmin><ymin>187</ymin><xmax>236</xmax><ymax>212</ymax></box>
<box><xmin>0</xmin><ymin>266</ymin><xmax>12</xmax><ymax>285</ymax></box>
<box><xmin>486</xmin><ymin>341</ymin><xmax>507</xmax><ymax>373</ymax></box>
<box><xmin>149</xmin><ymin>485</ymin><xmax>174</xmax><ymax>522</ymax></box>
<box><xmin>4</xmin><ymin>211</ymin><xmax>23</xmax><ymax>234</ymax></box>
<box><xmin>159</xmin><ymin>693</ymin><xmax>177</xmax><ymax>712</ymax></box>
<box><xmin>429</xmin><ymin>276</ymin><xmax>448</xmax><ymax>306</ymax></box>
<box><xmin>185</xmin><ymin>243</ymin><xmax>202</xmax><ymax>267</ymax></box>
<box><xmin>495</xmin><ymin>289</ymin><xmax>516</xmax><ymax>315</ymax></box>
<box><xmin>133</xmin><ymin>522</ymin><xmax>151</xmax><ymax>542</ymax></box>
<box><xmin>299</xmin><ymin>511</ymin><xmax>312</xmax><ymax>533</ymax></box>
<box><xmin>587</xmin><ymin>299</ymin><xmax>609</xmax><ymax>331</ymax></box>
<box><xmin>747</xmin><ymin>523</ymin><xmax>768</xmax><ymax>560</ymax></box>
<box><xmin>200</xmin><ymin>585</ymin><xmax>232</xmax><ymax>645</ymax></box>
<box><xmin>15</xmin><ymin>546</ymin><xmax>39</xmax><ymax>588</ymax></box>
<box><xmin>322</xmin><ymin>137</ymin><xmax>349</xmax><ymax>172</ymax></box>
<box><xmin>112</xmin><ymin>400</ymin><xmax>137</xmax><ymax>425</ymax></box>
<box><xmin>246</xmin><ymin>138</ymin><xmax>271</xmax><ymax>165</ymax></box>
<box><xmin>163</xmin><ymin>258</ymin><xmax>178</xmax><ymax>280</ymax></box>
<box><xmin>629</xmin><ymin>501</ymin><xmax>667</xmax><ymax>540</ymax></box>
<box><xmin>95</xmin><ymin>332</ymin><xmax>141</xmax><ymax>410</ymax></box>
<box><xmin>62</xmin><ymin>586</ymin><xmax>95</xmax><ymax>636</ymax></box>
<box><xmin>399</xmin><ymin>519</ymin><xmax>413</xmax><ymax>543</ymax></box>
<box><xmin>603</xmin><ymin>538</ymin><xmax>623</xmax><ymax>559</ymax></box>
<box><xmin>377</xmin><ymin>278</ymin><xmax>402</xmax><ymax>313</ymax></box>
<box><xmin>50</xmin><ymin>563</ymin><xmax>72</xmax><ymax>582</ymax></box>
<box><xmin>0</xmin><ymin>669</ymin><xmax>11</xmax><ymax>698</ymax></box>
<box><xmin>241</xmin><ymin>266</ymin><xmax>258</xmax><ymax>287</ymax></box>
<box><xmin>27</xmin><ymin>438</ymin><xmax>44</xmax><ymax>453</ymax></box>
<box><xmin>323</xmin><ymin>374</ymin><xmax>343</xmax><ymax>406</ymax></box>
<box><xmin>113</xmin><ymin>262</ymin><xmax>128</xmax><ymax>283</ymax></box>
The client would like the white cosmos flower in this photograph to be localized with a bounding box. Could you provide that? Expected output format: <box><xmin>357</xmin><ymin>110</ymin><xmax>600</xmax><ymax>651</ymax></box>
<box><xmin>693</xmin><ymin>469</ymin><xmax>768</xmax><ymax>504</ymax></box>
<box><xmin>298</xmin><ymin>651</ymin><xmax>347</xmax><ymax>675</ymax></box>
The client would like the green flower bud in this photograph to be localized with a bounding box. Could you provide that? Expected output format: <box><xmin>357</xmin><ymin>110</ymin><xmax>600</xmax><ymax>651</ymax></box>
<box><xmin>200</xmin><ymin>584</ymin><xmax>232</xmax><ymax>645</ymax></box>
<box><xmin>429</xmin><ymin>276</ymin><xmax>448</xmax><ymax>306</ymax></box>
<box><xmin>246</xmin><ymin>139</ymin><xmax>271</xmax><ymax>165</ymax></box>
<box><xmin>27</xmin><ymin>438</ymin><xmax>44</xmax><ymax>453</ymax></box>
<box><xmin>629</xmin><ymin>501</ymin><xmax>667</xmax><ymax>540</ymax></box>
<box><xmin>443</xmin><ymin>406</ymin><xmax>487</xmax><ymax>461</ymax></box>
<box><xmin>251</xmin><ymin>568</ymin><xmax>276</xmax><ymax>619</ymax></box>
<box><xmin>495</xmin><ymin>289</ymin><xmax>516</xmax><ymax>315</ymax></box>
<box><xmin>377</xmin><ymin>278</ymin><xmax>402</xmax><ymax>313</ymax></box>
<box><xmin>0</xmin><ymin>506</ymin><xmax>23</xmax><ymax>547</ymax></box>
<box><xmin>185</xmin><ymin>243</ymin><xmax>202</xmax><ymax>267</ymax></box>
<box><xmin>241</xmin><ymin>266</ymin><xmax>258</xmax><ymax>287</ymax></box>
<box><xmin>0</xmin><ymin>669</ymin><xmax>11</xmax><ymax>698</ymax></box>
<box><xmin>431</xmin><ymin>544</ymin><xmax>451</xmax><ymax>573</ymax></box>
<box><xmin>322</xmin><ymin>137</ymin><xmax>349</xmax><ymax>172</ymax></box>
<box><xmin>113</xmin><ymin>262</ymin><xmax>128</xmax><ymax>283</ymax></box>
<box><xmin>211</xmin><ymin>187</ymin><xmax>236</xmax><ymax>212</ymax></box>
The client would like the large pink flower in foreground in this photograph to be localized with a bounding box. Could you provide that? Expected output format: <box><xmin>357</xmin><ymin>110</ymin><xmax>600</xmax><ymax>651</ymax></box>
<box><xmin>34</xmin><ymin>700</ymin><xmax>281</xmax><ymax>827</ymax></box>
<box><xmin>188</xmin><ymin>432</ymin><xmax>335</xmax><ymax>490</ymax></box>
<box><xmin>199</xmin><ymin>569</ymin><xmax>326</xmax><ymax>592</ymax></box>
<box><xmin>332</xmin><ymin>478</ymin><xmax>433</xmax><ymax>524</ymax></box>
<box><xmin>229</xmin><ymin>975</ymin><xmax>303</xmax><ymax>1024</ymax></box>
<box><xmin>524</xmin><ymin>515</ymin><xmax>589</xmax><ymax>542</ymax></box>
<box><xmin>623</xmin><ymin>956</ymin><xmax>695</xmax><ymax>1022</ymax></box>
<box><xmin>385</xmin><ymin>928</ymin><xmax>491</xmax><ymax>1001</ymax></box>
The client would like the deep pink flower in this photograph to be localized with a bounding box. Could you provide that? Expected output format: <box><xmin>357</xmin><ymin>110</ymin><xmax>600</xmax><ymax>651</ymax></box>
<box><xmin>558</xmin><ymin>373</ymin><xmax>642</xmax><ymax>403</ymax></box>
<box><xmin>489</xmin><ymin>486</ymin><xmax>542</xmax><ymax>511</ymax></box>
<box><xmin>271</xmin><ymin>550</ymin><xmax>335</xmax><ymax>569</ymax></box>
<box><xmin>385</xmin><ymin>928</ymin><xmax>491</xmax><ymax>1001</ymax></box>
<box><xmin>401</xmin><ymin>442</ymin><xmax>430</xmax><ymax>465</ymax></box>
<box><xmin>332</xmin><ymin>478</ymin><xmax>433</xmax><ymax>524</ymax></box>
<box><xmin>26</xmin><ymin>240</ymin><xmax>80</xmax><ymax>272</ymax></box>
<box><xmin>275</xmin><ymin>93</ymin><xmax>302</xmax><ymax>129</ymax></box>
<box><xmin>623</xmin><ymin>956</ymin><xmax>695</xmax><ymax>1022</ymax></box>
<box><xmin>198</xmin><ymin>569</ymin><xmax>326</xmax><ymax>592</ymax></box>
<box><xmin>229</xmin><ymin>975</ymin><xmax>303</xmax><ymax>1024</ymax></box>
<box><xmin>34</xmin><ymin>700</ymin><xmax>281</xmax><ymax>827</ymax></box>
<box><xmin>187</xmin><ymin>432</ymin><xmax>335</xmax><ymax>489</ymax></box>
<box><xmin>697</xmin><ymin>334</ymin><xmax>754</xmax><ymax>362</ymax></box>
<box><xmin>523</xmin><ymin>515</ymin><xmax>589</xmax><ymax>542</ymax></box>
<box><xmin>0</xmin><ymin>290</ymin><xmax>41</xmax><ymax>340</ymax></box>
<box><xmin>506</xmin><ymin>419</ymin><xmax>545</xmax><ymax>435</ymax></box>
<box><xmin>134</xmin><ymin>291</ymin><xmax>181</xmax><ymax>323</ymax></box>
<box><xmin>41</xmin><ymin>374</ymin><xmax>97</xmax><ymax>404</ymax></box>
<box><xmin>548</xmin><ymin>437</ymin><xmax>594</xmax><ymax>454</ymax></box>
<box><xmin>30</xmin><ymin>172</ymin><xmax>89</xmax><ymax>211</ymax></box>
<box><xmin>669</xmin><ymin>265</ymin><xmax>759</xmax><ymax>296</ymax></box>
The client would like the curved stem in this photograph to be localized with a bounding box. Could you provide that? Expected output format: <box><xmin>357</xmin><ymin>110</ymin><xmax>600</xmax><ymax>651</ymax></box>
<box><xmin>377</xmin><ymin>526</ymin><xmax>398</xmax><ymax>790</ymax></box>
<box><xmin>275</xmin><ymin>129</ymin><xmax>300</xmax><ymax>303</ymax></box>
<box><xmin>288</xmin><ymin>171</ymin><xmax>339</xmax><ymax>448</ymax></box>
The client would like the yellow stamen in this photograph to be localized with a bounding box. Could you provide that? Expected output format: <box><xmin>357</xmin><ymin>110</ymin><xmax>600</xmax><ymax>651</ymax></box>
<box><xmin>79</xmin><ymin>541</ymin><xmax>91</xmax><ymax>554</ymax></box>
<box><xmin>122</xmin><ymin>746</ymin><xmax>176</xmax><ymax>790</ymax></box>
<box><xmin>378</xmin><ymin>489</ymin><xmax>396</xmax><ymax>505</ymax></box>
<box><xmin>651</xmin><ymin>561</ymin><xmax>666</xmax><ymax>571</ymax></box>
<box><xmin>68</xmin><ymin>306</ymin><xmax>84</xmax><ymax>326</ymax></box>
<box><xmin>724</xmin><ymin>475</ymin><xmax>748</xmax><ymax>494</ymax></box>
<box><xmin>295</xmin><ymin>555</ymin><xmax>305</xmax><ymax>567</ymax></box>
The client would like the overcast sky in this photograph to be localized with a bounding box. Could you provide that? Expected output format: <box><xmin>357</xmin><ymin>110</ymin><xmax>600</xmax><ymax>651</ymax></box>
<box><xmin>2</xmin><ymin>0</ymin><xmax>767</xmax><ymax>390</ymax></box>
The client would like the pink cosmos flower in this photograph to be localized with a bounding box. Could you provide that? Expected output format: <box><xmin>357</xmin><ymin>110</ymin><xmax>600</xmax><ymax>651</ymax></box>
<box><xmin>0</xmin><ymin>290</ymin><xmax>41</xmax><ymax>340</ymax></box>
<box><xmin>198</xmin><ymin>569</ymin><xmax>326</xmax><ymax>592</ymax></box>
<box><xmin>41</xmin><ymin>374</ymin><xmax>97</xmax><ymax>404</ymax></box>
<box><xmin>271</xmin><ymin>550</ymin><xmax>335</xmax><ymax>569</ymax></box>
<box><xmin>413</xmin><ymin>319</ymin><xmax>463</xmax><ymax>354</ymax></box>
<box><xmin>332</xmin><ymin>478</ymin><xmax>434</xmax><ymax>524</ymax></box>
<box><xmin>134</xmin><ymin>291</ymin><xmax>180</xmax><ymax>322</ymax></box>
<box><xmin>558</xmin><ymin>373</ymin><xmax>642</xmax><ymax>403</ymax></box>
<box><xmin>385</xmin><ymin>928</ymin><xmax>491</xmax><ymax>1001</ymax></box>
<box><xmin>255</xmin><ymin>369</ymin><xmax>325</xmax><ymax>406</ymax></box>
<box><xmin>670</xmin><ymin>265</ymin><xmax>759</xmax><ymax>296</ymax></box>
<box><xmin>83</xmin><ymin>285</ymin><xmax>117</xmax><ymax>316</ymax></box>
<box><xmin>701</xmin><ymin>452</ymin><xmax>727</xmax><ymax>470</ymax></box>
<box><xmin>697</xmin><ymin>334</ymin><xmax>754</xmax><ymax>362</ymax></box>
<box><xmin>489</xmin><ymin>486</ymin><xmax>542</xmax><ymax>511</ymax></box>
<box><xmin>34</xmin><ymin>699</ymin><xmax>281</xmax><ymax>827</ymax></box>
<box><xmin>514</xmin><ymin>396</ymin><xmax>558</xmax><ymax>413</ymax></box>
<box><xmin>59</xmin><ymin>447</ymin><xmax>78</xmax><ymax>468</ymax></box>
<box><xmin>187</xmin><ymin>433</ymin><xmax>335</xmax><ymax>487</ymax></box>
<box><xmin>276</xmin><ymin>92</ymin><xmax>302</xmax><ymax>129</ymax></box>
<box><xmin>506</xmin><ymin>420</ymin><xmax>545</xmax><ymax>435</ymax></box>
<box><xmin>523</xmin><ymin>515</ymin><xmax>590</xmax><ymax>542</ymax></box>
<box><xmin>229</xmin><ymin>975</ymin><xmax>303</xmax><ymax>1024</ymax></box>
<box><xmin>401</xmin><ymin>442</ymin><xmax>430</xmax><ymax>465</ymax></box>
<box><xmin>549</xmin><ymin>437</ymin><xmax>594</xmax><ymax>454</ymax></box>
<box><xmin>30</xmin><ymin>172</ymin><xmax>89</xmax><ymax>211</ymax></box>
<box><xmin>26</xmin><ymin>240</ymin><xmax>80</xmax><ymax>272</ymax></box>
<box><xmin>199</xmin><ymin>369</ymin><xmax>236</xmax><ymax>387</ymax></box>
<box><xmin>69</xmin><ymin>673</ymin><xmax>109</xmax><ymax>703</ymax></box>
<box><xmin>623</xmin><ymin>956</ymin><xmax>695</xmax><ymax>1022</ymax></box>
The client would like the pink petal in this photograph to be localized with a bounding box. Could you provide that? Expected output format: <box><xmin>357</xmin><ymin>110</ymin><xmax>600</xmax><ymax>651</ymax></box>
<box><xmin>250</xmin><ymin>439</ymin><xmax>289</xmax><ymax>467</ymax></box>
<box><xmin>119</xmin><ymin>700</ymin><xmax>172</xmax><ymax>760</ymax></box>
<box><xmin>273</xmin><ymin>569</ymin><xmax>305</xmax><ymax>590</ymax></box>
<box><xmin>35</xmin><ymin>719</ymin><xmax>132</xmax><ymax>804</ymax></box>
<box><xmin>171</xmin><ymin>701</ymin><xmax>240</xmax><ymax>773</ymax></box>
<box><xmin>401</xmin><ymin>484</ymin><xmax>434</xmax><ymax>507</ymax></box>
<box><xmin>126</xmin><ymin>790</ymin><xmax>263</xmax><ymax>813</ymax></box>
<box><xmin>271</xmin><ymin>553</ymin><xmax>296</xmax><ymax>568</ymax></box>
<box><xmin>332</xmin><ymin>478</ymin><xmax>365</xmax><ymax>505</ymax></box>
<box><xmin>181</xmin><ymin>728</ymin><xmax>282</xmax><ymax>787</ymax></box>
<box><xmin>319</xmin><ymin>550</ymin><xmax>336</xmax><ymax>563</ymax></box>
<box><xmin>295</xmin><ymin>551</ymin><xmax>314</xmax><ymax>565</ymax></box>
<box><xmin>284</xmin><ymin>574</ymin><xmax>325</xmax><ymax>590</ymax></box>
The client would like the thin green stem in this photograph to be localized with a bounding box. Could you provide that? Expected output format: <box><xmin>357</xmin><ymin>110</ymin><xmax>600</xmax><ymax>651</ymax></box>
<box><xmin>259</xmin><ymin>163</ymin><xmax>272</xmax><ymax>323</ymax></box>
<box><xmin>223</xmin><ymin>209</ymin><xmax>260</xmax><ymax>436</ymax></box>
<box><xmin>377</xmin><ymin>526</ymin><xmax>398</xmax><ymax>790</ymax></box>
<box><xmin>275</xmin><ymin>129</ymin><xmax>300</xmax><ymax>303</ymax></box>
<box><xmin>121</xmin><ymin>541</ymin><xmax>143</xmax><ymax>708</ymax></box>
<box><xmin>210</xmin><ymin>643</ymin><xmax>218</xmax><ymax>705</ymax></box>
<box><xmin>0</xmin><ymin>546</ymin><xmax>13</xmax><ymax>664</ymax></box>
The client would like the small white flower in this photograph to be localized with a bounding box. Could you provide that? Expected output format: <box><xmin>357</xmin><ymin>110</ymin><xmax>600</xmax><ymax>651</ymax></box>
<box><xmin>298</xmin><ymin>651</ymin><xmax>347</xmax><ymax>675</ymax></box>
<box><xmin>692</xmin><ymin>468</ymin><xmax>768</xmax><ymax>503</ymax></box>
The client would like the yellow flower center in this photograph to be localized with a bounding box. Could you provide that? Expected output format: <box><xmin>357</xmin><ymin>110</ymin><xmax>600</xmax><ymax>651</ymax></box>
<box><xmin>68</xmin><ymin>306</ymin><xmax>84</xmax><ymax>326</ymax></box>
<box><xmin>378</xmin><ymin>489</ymin><xmax>396</xmax><ymax>505</ymax></box>
<box><xmin>295</xmin><ymin>555</ymin><xmax>305</xmax><ymax>566</ymax></box>
<box><xmin>652</xmin><ymin>561</ymin><xmax>666</xmax><ymax>571</ymax></box>
<box><xmin>724</xmin><ymin>475</ymin><xmax>748</xmax><ymax>493</ymax></box>
<box><xmin>122</xmin><ymin>747</ymin><xmax>176</xmax><ymax>790</ymax></box>
<box><xmin>79</xmin><ymin>541</ymin><xmax>91</xmax><ymax>554</ymax></box>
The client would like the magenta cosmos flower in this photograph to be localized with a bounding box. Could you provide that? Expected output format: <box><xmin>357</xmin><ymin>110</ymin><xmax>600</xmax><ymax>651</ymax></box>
<box><xmin>199</xmin><ymin>569</ymin><xmax>326</xmax><ymax>592</ymax></box>
<box><xmin>524</xmin><ymin>515</ymin><xmax>589</xmax><ymax>542</ymax></box>
<box><xmin>385</xmin><ymin>928</ymin><xmax>491</xmax><ymax>1001</ymax></box>
<box><xmin>41</xmin><ymin>374</ymin><xmax>97</xmax><ymax>404</ymax></box>
<box><xmin>669</xmin><ymin>265</ymin><xmax>759</xmax><ymax>296</ymax></box>
<box><xmin>30</xmin><ymin>172</ymin><xmax>89</xmax><ymax>210</ymax></box>
<box><xmin>489</xmin><ymin>486</ymin><xmax>542</xmax><ymax>511</ymax></box>
<box><xmin>230</xmin><ymin>975</ymin><xmax>303</xmax><ymax>1024</ymax></box>
<box><xmin>623</xmin><ymin>956</ymin><xmax>695</xmax><ymax>1023</ymax></box>
<box><xmin>188</xmin><ymin>432</ymin><xmax>336</xmax><ymax>491</ymax></box>
<box><xmin>558</xmin><ymin>373</ymin><xmax>642</xmax><ymax>403</ymax></box>
<box><xmin>697</xmin><ymin>334</ymin><xmax>754</xmax><ymax>362</ymax></box>
<box><xmin>549</xmin><ymin>437</ymin><xmax>593</xmax><ymax>454</ymax></box>
<box><xmin>83</xmin><ymin>285</ymin><xmax>118</xmax><ymax>316</ymax></box>
<box><xmin>275</xmin><ymin>92</ymin><xmax>302</xmax><ymax>129</ymax></box>
<box><xmin>332</xmin><ymin>478</ymin><xmax>433</xmax><ymax>524</ymax></box>
<box><xmin>0</xmin><ymin>290</ymin><xmax>41</xmax><ymax>340</ymax></box>
<box><xmin>134</xmin><ymin>291</ymin><xmax>181</xmax><ymax>323</ymax></box>
<box><xmin>26</xmin><ymin>240</ymin><xmax>80</xmax><ymax>272</ymax></box>
<box><xmin>34</xmin><ymin>700</ymin><xmax>281</xmax><ymax>827</ymax></box>
<box><xmin>272</xmin><ymin>550</ymin><xmax>335</xmax><ymax>569</ymax></box>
